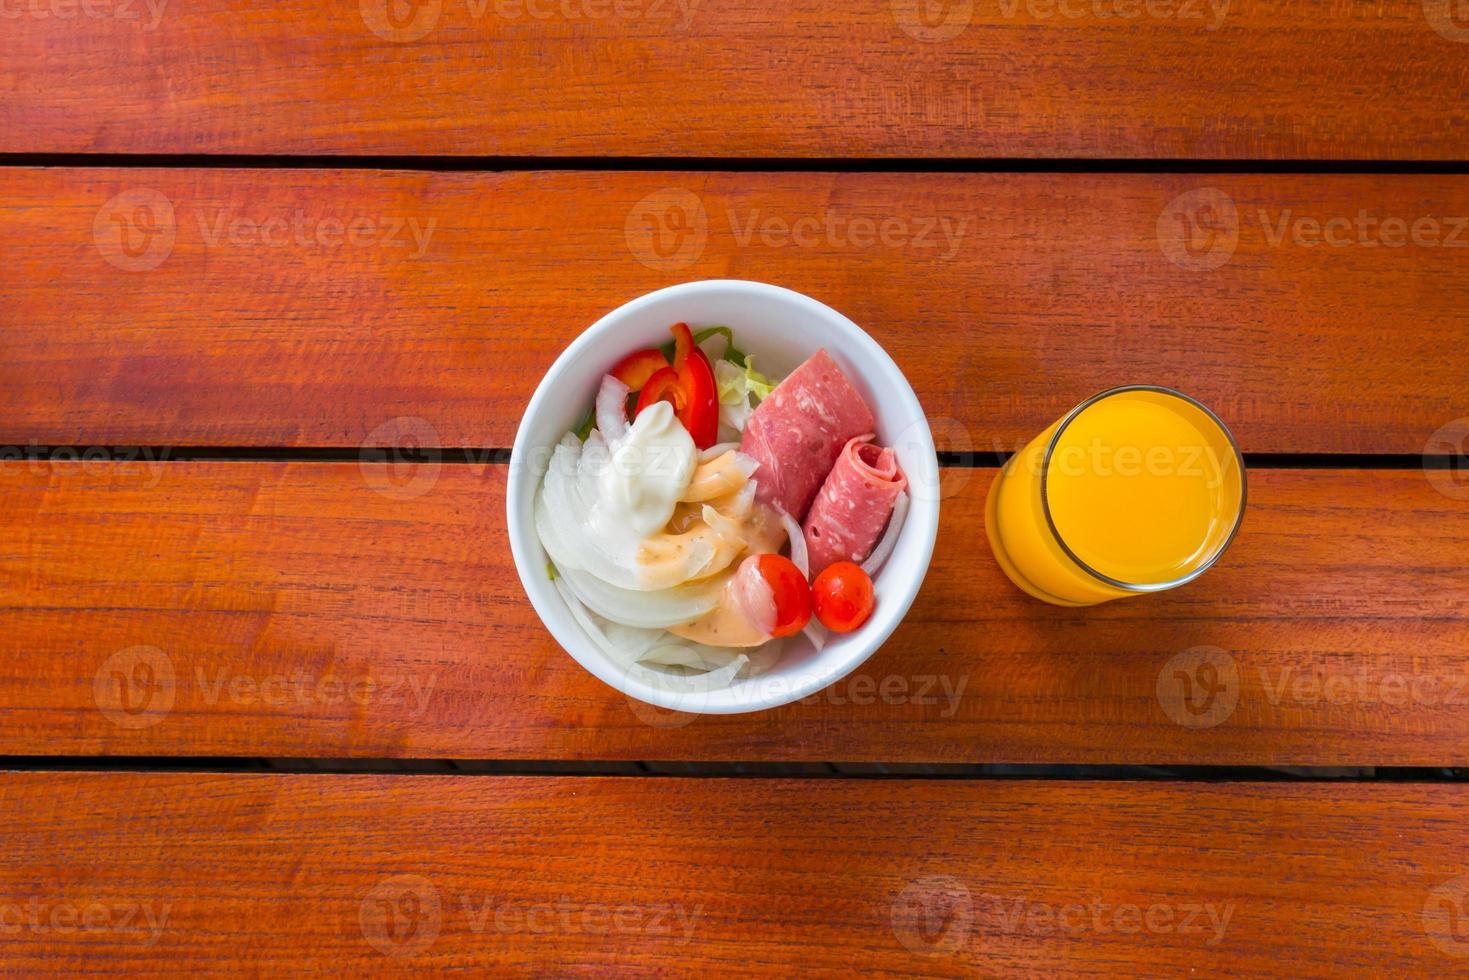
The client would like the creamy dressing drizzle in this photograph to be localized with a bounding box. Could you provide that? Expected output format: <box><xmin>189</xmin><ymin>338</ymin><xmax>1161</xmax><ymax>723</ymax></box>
<box><xmin>558</xmin><ymin>397</ymin><xmax>793</xmax><ymax>648</ymax></box>
<box><xmin>595</xmin><ymin>401</ymin><xmax>696</xmax><ymax>540</ymax></box>
<box><xmin>665</xmin><ymin>502</ymin><xmax>787</xmax><ymax>647</ymax></box>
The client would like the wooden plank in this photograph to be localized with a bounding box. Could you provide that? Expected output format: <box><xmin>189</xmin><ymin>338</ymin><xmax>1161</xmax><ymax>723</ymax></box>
<box><xmin>0</xmin><ymin>773</ymin><xmax>1462</xmax><ymax>974</ymax></box>
<box><xmin>2</xmin><ymin>461</ymin><xmax>1465</xmax><ymax>764</ymax></box>
<box><xmin>3</xmin><ymin>168</ymin><xmax>1468</xmax><ymax>453</ymax></box>
<box><xmin>2</xmin><ymin>2</ymin><xmax>1467</xmax><ymax>158</ymax></box>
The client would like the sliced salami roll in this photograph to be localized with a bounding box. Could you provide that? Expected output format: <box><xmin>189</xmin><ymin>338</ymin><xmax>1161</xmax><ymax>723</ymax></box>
<box><xmin>739</xmin><ymin>349</ymin><xmax>876</xmax><ymax>521</ymax></box>
<box><xmin>802</xmin><ymin>435</ymin><xmax>907</xmax><ymax>578</ymax></box>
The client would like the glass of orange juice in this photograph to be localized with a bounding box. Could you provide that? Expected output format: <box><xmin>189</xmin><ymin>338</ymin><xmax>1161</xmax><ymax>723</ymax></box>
<box><xmin>985</xmin><ymin>386</ymin><xmax>1246</xmax><ymax>606</ymax></box>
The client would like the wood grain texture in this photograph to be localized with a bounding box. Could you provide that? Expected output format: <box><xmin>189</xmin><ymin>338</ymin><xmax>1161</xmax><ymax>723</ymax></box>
<box><xmin>3</xmin><ymin>168</ymin><xmax>1468</xmax><ymax>453</ymax></box>
<box><xmin>2</xmin><ymin>461</ymin><xmax>1466</xmax><ymax>764</ymax></box>
<box><xmin>2</xmin><ymin>1</ymin><xmax>1467</xmax><ymax>158</ymax></box>
<box><xmin>0</xmin><ymin>773</ymin><xmax>1464</xmax><ymax>975</ymax></box>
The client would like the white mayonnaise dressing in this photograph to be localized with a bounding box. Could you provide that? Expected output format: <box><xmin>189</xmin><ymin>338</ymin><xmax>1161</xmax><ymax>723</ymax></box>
<box><xmin>540</xmin><ymin>392</ymin><xmax>789</xmax><ymax>650</ymax></box>
<box><xmin>595</xmin><ymin>400</ymin><xmax>696</xmax><ymax>540</ymax></box>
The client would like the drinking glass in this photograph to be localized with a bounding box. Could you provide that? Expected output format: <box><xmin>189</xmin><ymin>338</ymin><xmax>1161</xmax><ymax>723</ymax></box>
<box><xmin>985</xmin><ymin>386</ymin><xmax>1246</xmax><ymax>606</ymax></box>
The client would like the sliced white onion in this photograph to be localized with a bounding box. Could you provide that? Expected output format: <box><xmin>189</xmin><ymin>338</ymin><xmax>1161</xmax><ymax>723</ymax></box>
<box><xmin>740</xmin><ymin>637</ymin><xmax>784</xmax><ymax>678</ymax></box>
<box><xmin>658</xmin><ymin>534</ymin><xmax>723</xmax><ymax>588</ymax></box>
<box><xmin>537</xmin><ymin>435</ymin><xmax>643</xmax><ymax>591</ymax></box>
<box><xmin>701</xmin><ymin>505</ymin><xmax>746</xmax><ymax>548</ymax></box>
<box><xmin>559</xmin><ymin>564</ymin><xmax>725</xmax><ymax>630</ymax></box>
<box><xmin>730</xmin><ymin>555</ymin><xmax>776</xmax><ymax>637</ymax></box>
<box><xmin>554</xmin><ymin>573</ymin><xmax>750</xmax><ymax>687</ymax></box>
<box><xmin>552</xmin><ymin>573</ymin><xmax>629</xmax><ymax>664</ymax></box>
<box><xmin>802</xmin><ymin>620</ymin><xmax>828</xmax><ymax>653</ymax></box>
<box><xmin>779</xmin><ymin>509</ymin><xmax>808</xmax><ymax>581</ymax></box>
<box><xmin>625</xmin><ymin>655</ymin><xmax>749</xmax><ymax>693</ymax></box>
<box><xmin>682</xmin><ymin>452</ymin><xmax>755</xmax><ymax>503</ymax></box>
<box><xmin>595</xmin><ymin>374</ymin><xmax>631</xmax><ymax>444</ymax></box>
<box><xmin>540</xmin><ymin>425</ymin><xmax>719</xmax><ymax>593</ymax></box>
<box><xmin>724</xmin><ymin>479</ymin><xmax>756</xmax><ymax>519</ymax></box>
<box><xmin>535</xmin><ymin>481</ymin><xmax>583</xmax><ymax>574</ymax></box>
<box><xmin>700</xmin><ymin>441</ymin><xmax>739</xmax><ymax>462</ymax></box>
<box><xmin>575</xmin><ymin>430</ymin><xmax>611</xmax><ymax>505</ymax></box>
<box><xmin>862</xmin><ymin>491</ymin><xmax>909</xmax><ymax>576</ymax></box>
<box><xmin>639</xmin><ymin>644</ymin><xmax>743</xmax><ymax>671</ymax></box>
<box><xmin>601</xmin><ymin>620</ymin><xmax>666</xmax><ymax>665</ymax></box>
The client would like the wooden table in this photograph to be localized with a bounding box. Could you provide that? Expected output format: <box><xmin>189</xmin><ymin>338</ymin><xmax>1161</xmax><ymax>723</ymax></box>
<box><xmin>2</xmin><ymin>2</ymin><xmax>1468</xmax><ymax>974</ymax></box>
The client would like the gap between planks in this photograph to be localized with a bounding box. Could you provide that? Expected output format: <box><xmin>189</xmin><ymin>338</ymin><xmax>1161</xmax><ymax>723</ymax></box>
<box><xmin>7</xmin><ymin>154</ymin><xmax>1469</xmax><ymax>174</ymax></box>
<box><xmin>0</xmin><ymin>447</ymin><xmax>1457</xmax><ymax>470</ymax></box>
<box><xmin>0</xmin><ymin>759</ymin><xmax>1461</xmax><ymax>782</ymax></box>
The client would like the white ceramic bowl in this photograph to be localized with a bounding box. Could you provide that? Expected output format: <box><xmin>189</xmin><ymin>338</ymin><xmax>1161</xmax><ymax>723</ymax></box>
<box><xmin>507</xmin><ymin>280</ymin><xmax>940</xmax><ymax>713</ymax></box>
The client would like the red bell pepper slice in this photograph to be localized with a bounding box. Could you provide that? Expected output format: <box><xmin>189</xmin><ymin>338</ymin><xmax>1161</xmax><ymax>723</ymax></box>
<box><xmin>636</xmin><ymin>366</ymin><xmax>683</xmax><ymax>416</ymax></box>
<box><xmin>681</xmin><ymin>347</ymin><xmax>720</xmax><ymax>448</ymax></box>
<box><xmin>669</xmin><ymin>322</ymin><xmax>695</xmax><ymax>369</ymax></box>
<box><xmin>609</xmin><ymin>347</ymin><xmax>669</xmax><ymax>391</ymax></box>
<box><xmin>633</xmin><ymin>323</ymin><xmax>720</xmax><ymax>448</ymax></box>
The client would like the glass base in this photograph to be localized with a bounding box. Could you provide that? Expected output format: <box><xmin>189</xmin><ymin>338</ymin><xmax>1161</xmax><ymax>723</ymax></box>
<box><xmin>984</xmin><ymin>475</ymin><xmax>1094</xmax><ymax>608</ymax></box>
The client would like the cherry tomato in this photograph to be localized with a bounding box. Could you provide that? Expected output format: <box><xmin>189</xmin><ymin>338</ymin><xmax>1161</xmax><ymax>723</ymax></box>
<box><xmin>756</xmin><ymin>554</ymin><xmax>812</xmax><ymax>638</ymax></box>
<box><xmin>811</xmin><ymin>561</ymin><xmax>874</xmax><ymax>633</ymax></box>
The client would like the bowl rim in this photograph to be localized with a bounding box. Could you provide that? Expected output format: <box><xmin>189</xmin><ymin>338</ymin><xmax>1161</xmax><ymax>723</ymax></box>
<box><xmin>506</xmin><ymin>279</ymin><xmax>940</xmax><ymax>714</ymax></box>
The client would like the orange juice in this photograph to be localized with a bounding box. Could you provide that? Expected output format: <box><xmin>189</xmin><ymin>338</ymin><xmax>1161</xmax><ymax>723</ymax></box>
<box><xmin>985</xmin><ymin>387</ymin><xmax>1246</xmax><ymax>606</ymax></box>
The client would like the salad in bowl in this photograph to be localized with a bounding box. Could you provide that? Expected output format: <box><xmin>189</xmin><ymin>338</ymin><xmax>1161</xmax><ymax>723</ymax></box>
<box><xmin>508</xmin><ymin>281</ymin><xmax>939</xmax><ymax>713</ymax></box>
